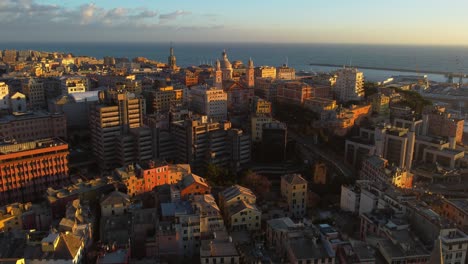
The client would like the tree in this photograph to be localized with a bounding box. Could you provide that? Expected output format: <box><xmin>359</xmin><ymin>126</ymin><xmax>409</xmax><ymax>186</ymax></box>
<box><xmin>240</xmin><ymin>170</ymin><xmax>271</xmax><ymax>199</ymax></box>
<box><xmin>396</xmin><ymin>88</ymin><xmax>432</xmax><ymax>114</ymax></box>
<box><xmin>205</xmin><ymin>163</ymin><xmax>236</xmax><ymax>186</ymax></box>
<box><xmin>363</xmin><ymin>81</ymin><xmax>379</xmax><ymax>98</ymax></box>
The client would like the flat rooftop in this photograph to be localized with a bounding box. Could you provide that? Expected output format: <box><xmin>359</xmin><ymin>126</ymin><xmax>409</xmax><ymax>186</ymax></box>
<box><xmin>0</xmin><ymin>138</ymin><xmax>67</xmax><ymax>155</ymax></box>
<box><xmin>0</xmin><ymin>111</ymin><xmax>63</xmax><ymax>124</ymax></box>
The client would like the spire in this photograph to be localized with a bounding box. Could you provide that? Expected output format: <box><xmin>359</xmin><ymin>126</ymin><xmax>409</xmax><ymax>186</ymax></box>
<box><xmin>170</xmin><ymin>42</ymin><xmax>174</xmax><ymax>56</ymax></box>
<box><xmin>248</xmin><ymin>57</ymin><xmax>254</xmax><ymax>68</ymax></box>
<box><xmin>216</xmin><ymin>59</ymin><xmax>221</xmax><ymax>71</ymax></box>
<box><xmin>222</xmin><ymin>49</ymin><xmax>227</xmax><ymax>60</ymax></box>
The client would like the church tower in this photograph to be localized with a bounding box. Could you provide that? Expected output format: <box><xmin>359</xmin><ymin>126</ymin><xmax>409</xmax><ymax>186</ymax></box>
<box><xmin>215</xmin><ymin>59</ymin><xmax>223</xmax><ymax>89</ymax></box>
<box><xmin>246</xmin><ymin>58</ymin><xmax>255</xmax><ymax>88</ymax></box>
<box><xmin>168</xmin><ymin>43</ymin><xmax>177</xmax><ymax>70</ymax></box>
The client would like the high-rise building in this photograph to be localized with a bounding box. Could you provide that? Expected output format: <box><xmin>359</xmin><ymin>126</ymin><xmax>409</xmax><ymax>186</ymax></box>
<box><xmin>0</xmin><ymin>138</ymin><xmax>69</xmax><ymax>205</ymax></box>
<box><xmin>151</xmin><ymin>86</ymin><xmax>184</xmax><ymax>113</ymax></box>
<box><xmin>334</xmin><ymin>68</ymin><xmax>364</xmax><ymax>102</ymax></box>
<box><xmin>171</xmin><ymin>117</ymin><xmax>250</xmax><ymax>172</ymax></box>
<box><xmin>345</xmin><ymin>126</ymin><xmax>415</xmax><ymax>170</ymax></box>
<box><xmin>22</xmin><ymin>78</ymin><xmax>46</xmax><ymax>109</ymax></box>
<box><xmin>190</xmin><ymin>85</ymin><xmax>227</xmax><ymax>122</ymax></box>
<box><xmin>90</xmin><ymin>90</ymin><xmax>151</xmax><ymax>171</ymax></box>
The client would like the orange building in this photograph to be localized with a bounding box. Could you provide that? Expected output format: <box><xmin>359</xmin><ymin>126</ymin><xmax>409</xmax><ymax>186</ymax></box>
<box><xmin>424</xmin><ymin>106</ymin><xmax>464</xmax><ymax>143</ymax></box>
<box><xmin>116</xmin><ymin>161</ymin><xmax>189</xmax><ymax>197</ymax></box>
<box><xmin>0</xmin><ymin>138</ymin><xmax>69</xmax><ymax>205</ymax></box>
<box><xmin>178</xmin><ymin>173</ymin><xmax>211</xmax><ymax>199</ymax></box>
<box><xmin>276</xmin><ymin>81</ymin><xmax>313</xmax><ymax>105</ymax></box>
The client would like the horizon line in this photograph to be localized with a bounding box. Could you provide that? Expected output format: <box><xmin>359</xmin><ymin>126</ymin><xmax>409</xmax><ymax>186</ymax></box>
<box><xmin>1</xmin><ymin>41</ymin><xmax>468</xmax><ymax>48</ymax></box>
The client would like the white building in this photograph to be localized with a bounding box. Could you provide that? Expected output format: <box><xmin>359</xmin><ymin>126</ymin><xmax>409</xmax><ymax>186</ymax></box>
<box><xmin>61</xmin><ymin>76</ymin><xmax>88</xmax><ymax>95</ymax></box>
<box><xmin>340</xmin><ymin>185</ymin><xmax>360</xmax><ymax>213</ymax></box>
<box><xmin>190</xmin><ymin>85</ymin><xmax>227</xmax><ymax>122</ymax></box>
<box><xmin>438</xmin><ymin>228</ymin><xmax>468</xmax><ymax>264</ymax></box>
<box><xmin>0</xmin><ymin>82</ymin><xmax>9</xmax><ymax>110</ymax></box>
<box><xmin>334</xmin><ymin>68</ymin><xmax>364</xmax><ymax>102</ymax></box>
<box><xmin>10</xmin><ymin>92</ymin><xmax>27</xmax><ymax>112</ymax></box>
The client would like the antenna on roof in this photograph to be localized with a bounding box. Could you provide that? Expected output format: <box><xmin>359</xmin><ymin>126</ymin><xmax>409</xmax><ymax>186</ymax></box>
<box><xmin>286</xmin><ymin>56</ymin><xmax>289</xmax><ymax>67</ymax></box>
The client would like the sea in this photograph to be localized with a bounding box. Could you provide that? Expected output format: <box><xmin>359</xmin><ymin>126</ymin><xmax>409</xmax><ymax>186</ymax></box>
<box><xmin>1</xmin><ymin>42</ymin><xmax>468</xmax><ymax>83</ymax></box>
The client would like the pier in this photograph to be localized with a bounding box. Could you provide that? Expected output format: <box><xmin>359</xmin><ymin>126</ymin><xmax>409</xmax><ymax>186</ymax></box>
<box><xmin>309</xmin><ymin>63</ymin><xmax>468</xmax><ymax>78</ymax></box>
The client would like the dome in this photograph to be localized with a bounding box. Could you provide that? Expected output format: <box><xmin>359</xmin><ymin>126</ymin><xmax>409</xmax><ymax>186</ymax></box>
<box><xmin>220</xmin><ymin>50</ymin><xmax>232</xmax><ymax>70</ymax></box>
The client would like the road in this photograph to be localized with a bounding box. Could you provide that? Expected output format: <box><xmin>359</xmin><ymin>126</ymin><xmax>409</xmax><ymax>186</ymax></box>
<box><xmin>288</xmin><ymin>130</ymin><xmax>354</xmax><ymax>178</ymax></box>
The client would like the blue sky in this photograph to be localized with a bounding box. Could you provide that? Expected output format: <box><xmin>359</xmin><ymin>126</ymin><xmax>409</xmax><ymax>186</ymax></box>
<box><xmin>1</xmin><ymin>0</ymin><xmax>467</xmax><ymax>45</ymax></box>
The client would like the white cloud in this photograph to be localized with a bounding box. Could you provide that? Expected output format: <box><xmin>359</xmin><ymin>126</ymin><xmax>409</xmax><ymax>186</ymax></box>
<box><xmin>0</xmin><ymin>1</ymin><xmax>224</xmax><ymax>42</ymax></box>
<box><xmin>159</xmin><ymin>10</ymin><xmax>191</xmax><ymax>20</ymax></box>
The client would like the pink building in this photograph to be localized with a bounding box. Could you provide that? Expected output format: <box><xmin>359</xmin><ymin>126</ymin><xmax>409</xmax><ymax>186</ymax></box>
<box><xmin>276</xmin><ymin>81</ymin><xmax>313</xmax><ymax>105</ymax></box>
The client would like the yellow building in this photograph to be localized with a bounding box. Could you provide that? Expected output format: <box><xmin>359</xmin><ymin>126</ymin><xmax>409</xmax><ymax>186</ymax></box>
<box><xmin>219</xmin><ymin>185</ymin><xmax>257</xmax><ymax>215</ymax></box>
<box><xmin>250</xmin><ymin>96</ymin><xmax>272</xmax><ymax>115</ymax></box>
<box><xmin>281</xmin><ymin>174</ymin><xmax>308</xmax><ymax>218</ymax></box>
<box><xmin>255</xmin><ymin>66</ymin><xmax>277</xmax><ymax>79</ymax></box>
<box><xmin>219</xmin><ymin>185</ymin><xmax>260</xmax><ymax>231</ymax></box>
<box><xmin>369</xmin><ymin>93</ymin><xmax>390</xmax><ymax>115</ymax></box>
<box><xmin>226</xmin><ymin>200</ymin><xmax>261</xmax><ymax>231</ymax></box>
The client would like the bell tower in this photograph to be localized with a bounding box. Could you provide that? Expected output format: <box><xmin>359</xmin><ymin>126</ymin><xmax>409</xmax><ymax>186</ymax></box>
<box><xmin>246</xmin><ymin>57</ymin><xmax>255</xmax><ymax>88</ymax></box>
<box><xmin>215</xmin><ymin>59</ymin><xmax>223</xmax><ymax>89</ymax></box>
<box><xmin>168</xmin><ymin>43</ymin><xmax>177</xmax><ymax>70</ymax></box>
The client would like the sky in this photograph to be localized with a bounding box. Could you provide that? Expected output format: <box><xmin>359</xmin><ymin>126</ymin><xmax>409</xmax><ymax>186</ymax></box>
<box><xmin>1</xmin><ymin>0</ymin><xmax>468</xmax><ymax>45</ymax></box>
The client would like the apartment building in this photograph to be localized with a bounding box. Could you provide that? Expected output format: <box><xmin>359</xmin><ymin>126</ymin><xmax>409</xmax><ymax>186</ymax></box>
<box><xmin>0</xmin><ymin>138</ymin><xmax>69</xmax><ymax>205</ymax></box>
<box><xmin>281</xmin><ymin>174</ymin><xmax>308</xmax><ymax>218</ymax></box>
<box><xmin>89</xmin><ymin>90</ymin><xmax>151</xmax><ymax>171</ymax></box>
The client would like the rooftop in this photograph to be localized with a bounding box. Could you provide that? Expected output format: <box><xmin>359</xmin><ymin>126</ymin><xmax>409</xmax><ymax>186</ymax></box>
<box><xmin>446</xmin><ymin>199</ymin><xmax>468</xmax><ymax>214</ymax></box>
<box><xmin>0</xmin><ymin>138</ymin><xmax>67</xmax><ymax>155</ymax></box>
<box><xmin>220</xmin><ymin>185</ymin><xmax>256</xmax><ymax>203</ymax></box>
<box><xmin>288</xmin><ymin>238</ymin><xmax>332</xmax><ymax>260</ymax></box>
<box><xmin>282</xmin><ymin>174</ymin><xmax>307</xmax><ymax>185</ymax></box>
<box><xmin>0</xmin><ymin>111</ymin><xmax>63</xmax><ymax>124</ymax></box>
<box><xmin>267</xmin><ymin>217</ymin><xmax>301</xmax><ymax>232</ymax></box>
<box><xmin>100</xmin><ymin>190</ymin><xmax>130</xmax><ymax>207</ymax></box>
